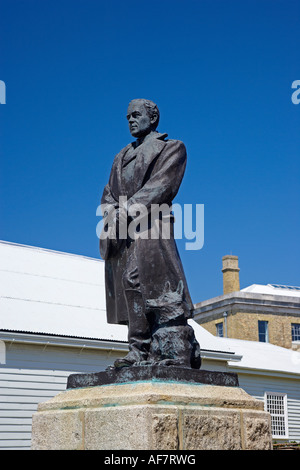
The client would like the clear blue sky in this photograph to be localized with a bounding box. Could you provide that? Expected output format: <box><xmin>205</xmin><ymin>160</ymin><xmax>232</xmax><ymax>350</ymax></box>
<box><xmin>0</xmin><ymin>0</ymin><xmax>299</xmax><ymax>302</ymax></box>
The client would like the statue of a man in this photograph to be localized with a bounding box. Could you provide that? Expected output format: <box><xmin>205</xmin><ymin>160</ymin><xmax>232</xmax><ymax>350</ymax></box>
<box><xmin>100</xmin><ymin>99</ymin><xmax>200</xmax><ymax>369</ymax></box>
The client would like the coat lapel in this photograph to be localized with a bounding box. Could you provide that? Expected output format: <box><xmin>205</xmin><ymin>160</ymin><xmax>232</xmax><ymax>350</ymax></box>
<box><xmin>133</xmin><ymin>133</ymin><xmax>168</xmax><ymax>192</ymax></box>
<box><xmin>109</xmin><ymin>144</ymin><xmax>131</xmax><ymax>200</ymax></box>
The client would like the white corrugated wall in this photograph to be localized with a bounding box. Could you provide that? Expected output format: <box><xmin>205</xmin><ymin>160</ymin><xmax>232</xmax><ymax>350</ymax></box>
<box><xmin>237</xmin><ymin>372</ymin><xmax>300</xmax><ymax>442</ymax></box>
<box><xmin>0</xmin><ymin>341</ymin><xmax>124</xmax><ymax>450</ymax></box>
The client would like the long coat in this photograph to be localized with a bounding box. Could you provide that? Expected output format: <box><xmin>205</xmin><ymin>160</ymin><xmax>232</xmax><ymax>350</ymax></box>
<box><xmin>100</xmin><ymin>132</ymin><xmax>193</xmax><ymax>325</ymax></box>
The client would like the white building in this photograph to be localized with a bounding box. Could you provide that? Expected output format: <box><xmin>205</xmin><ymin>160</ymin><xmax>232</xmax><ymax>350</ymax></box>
<box><xmin>0</xmin><ymin>241</ymin><xmax>299</xmax><ymax>449</ymax></box>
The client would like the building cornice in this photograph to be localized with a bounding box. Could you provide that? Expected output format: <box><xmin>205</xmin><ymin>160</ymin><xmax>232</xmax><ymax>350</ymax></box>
<box><xmin>193</xmin><ymin>291</ymin><xmax>300</xmax><ymax>322</ymax></box>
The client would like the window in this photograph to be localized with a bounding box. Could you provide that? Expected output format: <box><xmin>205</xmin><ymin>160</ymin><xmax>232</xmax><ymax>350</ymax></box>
<box><xmin>258</xmin><ymin>320</ymin><xmax>269</xmax><ymax>342</ymax></box>
<box><xmin>292</xmin><ymin>323</ymin><xmax>300</xmax><ymax>342</ymax></box>
<box><xmin>264</xmin><ymin>392</ymin><xmax>288</xmax><ymax>439</ymax></box>
<box><xmin>216</xmin><ymin>322</ymin><xmax>223</xmax><ymax>337</ymax></box>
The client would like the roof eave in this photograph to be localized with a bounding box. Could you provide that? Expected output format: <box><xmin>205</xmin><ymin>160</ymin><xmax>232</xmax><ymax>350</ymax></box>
<box><xmin>0</xmin><ymin>330</ymin><xmax>129</xmax><ymax>352</ymax></box>
<box><xmin>0</xmin><ymin>330</ymin><xmax>241</xmax><ymax>364</ymax></box>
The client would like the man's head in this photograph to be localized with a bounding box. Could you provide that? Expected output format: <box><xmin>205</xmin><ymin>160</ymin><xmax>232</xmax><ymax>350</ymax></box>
<box><xmin>127</xmin><ymin>99</ymin><xmax>160</xmax><ymax>138</ymax></box>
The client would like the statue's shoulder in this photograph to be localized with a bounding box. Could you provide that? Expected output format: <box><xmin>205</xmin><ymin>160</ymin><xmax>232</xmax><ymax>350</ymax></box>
<box><xmin>164</xmin><ymin>138</ymin><xmax>187</xmax><ymax>153</ymax></box>
<box><xmin>113</xmin><ymin>142</ymin><xmax>132</xmax><ymax>161</ymax></box>
<box><xmin>165</xmin><ymin>137</ymin><xmax>185</xmax><ymax>144</ymax></box>
<box><xmin>118</xmin><ymin>142</ymin><xmax>133</xmax><ymax>153</ymax></box>
<box><xmin>157</xmin><ymin>132</ymin><xmax>185</xmax><ymax>147</ymax></box>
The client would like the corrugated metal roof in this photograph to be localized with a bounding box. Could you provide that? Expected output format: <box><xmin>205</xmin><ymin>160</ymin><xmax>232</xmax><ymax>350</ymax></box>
<box><xmin>222</xmin><ymin>336</ymin><xmax>300</xmax><ymax>376</ymax></box>
<box><xmin>241</xmin><ymin>283</ymin><xmax>300</xmax><ymax>298</ymax></box>
<box><xmin>0</xmin><ymin>240</ymin><xmax>128</xmax><ymax>342</ymax></box>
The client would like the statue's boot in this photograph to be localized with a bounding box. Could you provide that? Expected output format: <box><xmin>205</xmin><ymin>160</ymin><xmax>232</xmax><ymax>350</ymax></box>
<box><xmin>114</xmin><ymin>289</ymin><xmax>151</xmax><ymax>368</ymax></box>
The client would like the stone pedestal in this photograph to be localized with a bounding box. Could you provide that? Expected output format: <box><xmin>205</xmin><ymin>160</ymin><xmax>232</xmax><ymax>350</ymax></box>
<box><xmin>31</xmin><ymin>367</ymin><xmax>272</xmax><ymax>450</ymax></box>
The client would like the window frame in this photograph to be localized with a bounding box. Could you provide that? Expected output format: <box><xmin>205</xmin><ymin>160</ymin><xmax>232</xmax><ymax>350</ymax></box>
<box><xmin>264</xmin><ymin>391</ymin><xmax>289</xmax><ymax>439</ymax></box>
<box><xmin>215</xmin><ymin>322</ymin><xmax>224</xmax><ymax>338</ymax></box>
<box><xmin>258</xmin><ymin>320</ymin><xmax>269</xmax><ymax>342</ymax></box>
<box><xmin>291</xmin><ymin>323</ymin><xmax>300</xmax><ymax>342</ymax></box>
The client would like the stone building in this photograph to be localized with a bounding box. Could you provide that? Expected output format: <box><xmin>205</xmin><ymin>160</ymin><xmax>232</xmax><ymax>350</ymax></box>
<box><xmin>194</xmin><ymin>255</ymin><xmax>300</xmax><ymax>352</ymax></box>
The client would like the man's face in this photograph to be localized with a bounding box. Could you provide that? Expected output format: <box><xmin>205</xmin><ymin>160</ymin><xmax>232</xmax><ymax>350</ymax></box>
<box><xmin>127</xmin><ymin>102</ymin><xmax>153</xmax><ymax>138</ymax></box>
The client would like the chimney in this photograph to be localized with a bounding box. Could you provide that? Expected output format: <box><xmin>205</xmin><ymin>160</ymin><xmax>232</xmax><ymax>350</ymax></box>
<box><xmin>222</xmin><ymin>255</ymin><xmax>240</xmax><ymax>294</ymax></box>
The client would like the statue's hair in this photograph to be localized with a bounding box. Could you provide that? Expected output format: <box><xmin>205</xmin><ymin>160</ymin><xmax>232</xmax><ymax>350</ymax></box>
<box><xmin>129</xmin><ymin>98</ymin><xmax>160</xmax><ymax>129</ymax></box>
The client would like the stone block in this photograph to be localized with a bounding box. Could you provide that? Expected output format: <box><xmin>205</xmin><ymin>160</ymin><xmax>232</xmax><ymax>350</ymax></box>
<box><xmin>31</xmin><ymin>409</ymin><xmax>84</xmax><ymax>450</ymax></box>
<box><xmin>182</xmin><ymin>408</ymin><xmax>242</xmax><ymax>450</ymax></box>
<box><xmin>84</xmin><ymin>405</ymin><xmax>152</xmax><ymax>450</ymax></box>
<box><xmin>151</xmin><ymin>412</ymin><xmax>179</xmax><ymax>450</ymax></box>
<box><xmin>242</xmin><ymin>410</ymin><xmax>273</xmax><ymax>450</ymax></box>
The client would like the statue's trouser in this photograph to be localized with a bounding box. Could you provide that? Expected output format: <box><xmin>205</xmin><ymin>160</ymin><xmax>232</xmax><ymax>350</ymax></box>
<box><xmin>125</xmin><ymin>288</ymin><xmax>151</xmax><ymax>363</ymax></box>
<box><xmin>118</xmin><ymin>252</ymin><xmax>151</xmax><ymax>365</ymax></box>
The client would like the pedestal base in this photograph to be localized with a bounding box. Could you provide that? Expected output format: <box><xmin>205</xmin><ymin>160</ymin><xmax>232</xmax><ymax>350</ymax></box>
<box><xmin>31</xmin><ymin>368</ymin><xmax>272</xmax><ymax>450</ymax></box>
<box><xmin>67</xmin><ymin>365</ymin><xmax>239</xmax><ymax>388</ymax></box>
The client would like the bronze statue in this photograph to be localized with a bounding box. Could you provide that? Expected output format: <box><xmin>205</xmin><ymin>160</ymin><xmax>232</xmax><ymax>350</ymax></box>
<box><xmin>100</xmin><ymin>99</ymin><xmax>200</xmax><ymax>369</ymax></box>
